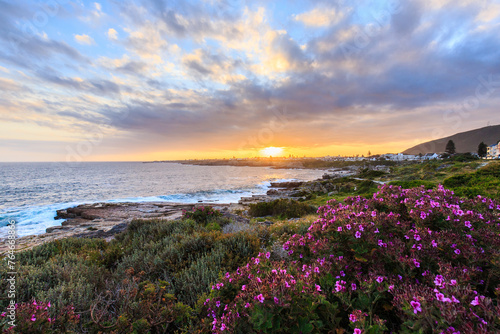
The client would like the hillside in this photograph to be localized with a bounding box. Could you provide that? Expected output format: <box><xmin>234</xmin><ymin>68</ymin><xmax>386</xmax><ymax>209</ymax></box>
<box><xmin>403</xmin><ymin>124</ymin><xmax>500</xmax><ymax>154</ymax></box>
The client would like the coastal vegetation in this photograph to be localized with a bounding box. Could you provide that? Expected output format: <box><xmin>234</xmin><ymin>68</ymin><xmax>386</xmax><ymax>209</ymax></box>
<box><xmin>1</xmin><ymin>161</ymin><xmax>500</xmax><ymax>333</ymax></box>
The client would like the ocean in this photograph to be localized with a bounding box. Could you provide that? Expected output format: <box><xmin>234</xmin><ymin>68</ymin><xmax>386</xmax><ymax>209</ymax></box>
<box><xmin>0</xmin><ymin>162</ymin><xmax>324</xmax><ymax>238</ymax></box>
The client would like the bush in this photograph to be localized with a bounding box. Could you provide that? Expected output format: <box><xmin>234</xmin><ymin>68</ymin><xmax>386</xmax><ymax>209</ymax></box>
<box><xmin>182</xmin><ymin>206</ymin><xmax>223</xmax><ymax>225</ymax></box>
<box><xmin>0</xmin><ymin>300</ymin><xmax>80</xmax><ymax>333</ymax></box>
<box><xmin>389</xmin><ymin>180</ymin><xmax>436</xmax><ymax>189</ymax></box>
<box><xmin>203</xmin><ymin>185</ymin><xmax>500</xmax><ymax>333</ymax></box>
<box><xmin>248</xmin><ymin>199</ymin><xmax>317</xmax><ymax>218</ymax></box>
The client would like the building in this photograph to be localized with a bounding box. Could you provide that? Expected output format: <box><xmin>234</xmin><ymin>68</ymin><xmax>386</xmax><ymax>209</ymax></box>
<box><xmin>487</xmin><ymin>141</ymin><xmax>500</xmax><ymax>159</ymax></box>
<box><xmin>422</xmin><ymin>153</ymin><xmax>441</xmax><ymax>160</ymax></box>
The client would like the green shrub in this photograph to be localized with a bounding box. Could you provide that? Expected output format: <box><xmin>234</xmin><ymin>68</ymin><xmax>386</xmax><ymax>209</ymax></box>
<box><xmin>388</xmin><ymin>180</ymin><xmax>436</xmax><ymax>189</ymax></box>
<box><xmin>248</xmin><ymin>199</ymin><xmax>317</xmax><ymax>218</ymax></box>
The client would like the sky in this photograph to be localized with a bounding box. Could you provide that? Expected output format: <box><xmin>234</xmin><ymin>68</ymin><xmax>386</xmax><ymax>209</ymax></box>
<box><xmin>1</xmin><ymin>0</ymin><xmax>500</xmax><ymax>162</ymax></box>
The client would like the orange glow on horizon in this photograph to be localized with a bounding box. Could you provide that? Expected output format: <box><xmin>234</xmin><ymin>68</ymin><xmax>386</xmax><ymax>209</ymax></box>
<box><xmin>259</xmin><ymin>147</ymin><xmax>285</xmax><ymax>157</ymax></box>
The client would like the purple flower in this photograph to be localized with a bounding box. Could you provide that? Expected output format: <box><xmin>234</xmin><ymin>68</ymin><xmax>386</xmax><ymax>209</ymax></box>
<box><xmin>376</xmin><ymin>276</ymin><xmax>384</xmax><ymax>283</ymax></box>
<box><xmin>465</xmin><ymin>221</ymin><xmax>472</xmax><ymax>228</ymax></box>
<box><xmin>255</xmin><ymin>294</ymin><xmax>265</xmax><ymax>303</ymax></box>
<box><xmin>349</xmin><ymin>313</ymin><xmax>358</xmax><ymax>322</ymax></box>
<box><xmin>431</xmin><ymin>240</ymin><xmax>438</xmax><ymax>247</ymax></box>
<box><xmin>410</xmin><ymin>299</ymin><xmax>422</xmax><ymax>314</ymax></box>
<box><xmin>351</xmin><ymin>283</ymin><xmax>357</xmax><ymax>291</ymax></box>
<box><xmin>241</xmin><ymin>285</ymin><xmax>246</xmax><ymax>291</ymax></box>
<box><xmin>355</xmin><ymin>231</ymin><xmax>362</xmax><ymax>238</ymax></box>
<box><xmin>471</xmin><ymin>296</ymin><xmax>480</xmax><ymax>306</ymax></box>
<box><xmin>274</xmin><ymin>297</ymin><xmax>279</xmax><ymax>304</ymax></box>
<box><xmin>454</xmin><ymin>249</ymin><xmax>461</xmax><ymax>255</ymax></box>
<box><xmin>220</xmin><ymin>323</ymin><xmax>226</xmax><ymax>331</ymax></box>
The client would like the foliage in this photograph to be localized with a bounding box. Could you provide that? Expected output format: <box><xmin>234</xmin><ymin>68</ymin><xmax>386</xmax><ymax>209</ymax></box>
<box><xmin>182</xmin><ymin>206</ymin><xmax>223</xmax><ymax>225</ymax></box>
<box><xmin>3</xmin><ymin>185</ymin><xmax>500</xmax><ymax>333</ymax></box>
<box><xmin>388</xmin><ymin>180</ymin><xmax>436</xmax><ymax>189</ymax></box>
<box><xmin>357</xmin><ymin>169</ymin><xmax>387</xmax><ymax>179</ymax></box>
<box><xmin>478</xmin><ymin>142</ymin><xmax>488</xmax><ymax>158</ymax></box>
<box><xmin>1</xmin><ymin>215</ymin><xmax>262</xmax><ymax>332</ymax></box>
<box><xmin>445</xmin><ymin>140</ymin><xmax>456</xmax><ymax>155</ymax></box>
<box><xmin>0</xmin><ymin>300</ymin><xmax>80</xmax><ymax>333</ymax></box>
<box><xmin>203</xmin><ymin>184</ymin><xmax>500</xmax><ymax>333</ymax></box>
<box><xmin>443</xmin><ymin>162</ymin><xmax>500</xmax><ymax>199</ymax></box>
<box><xmin>248</xmin><ymin>199</ymin><xmax>317</xmax><ymax>218</ymax></box>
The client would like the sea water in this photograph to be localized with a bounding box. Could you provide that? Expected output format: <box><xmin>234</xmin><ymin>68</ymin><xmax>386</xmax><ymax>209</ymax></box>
<box><xmin>0</xmin><ymin>162</ymin><xmax>324</xmax><ymax>238</ymax></box>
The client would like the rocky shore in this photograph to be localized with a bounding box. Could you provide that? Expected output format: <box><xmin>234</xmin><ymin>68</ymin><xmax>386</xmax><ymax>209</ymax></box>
<box><xmin>1</xmin><ymin>171</ymin><xmax>351</xmax><ymax>253</ymax></box>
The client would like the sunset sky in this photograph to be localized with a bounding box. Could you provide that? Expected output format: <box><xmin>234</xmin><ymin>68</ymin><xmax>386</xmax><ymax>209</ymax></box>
<box><xmin>1</xmin><ymin>0</ymin><xmax>500</xmax><ymax>162</ymax></box>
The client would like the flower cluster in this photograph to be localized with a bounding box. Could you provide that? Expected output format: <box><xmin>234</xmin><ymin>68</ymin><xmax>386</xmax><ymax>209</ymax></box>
<box><xmin>204</xmin><ymin>185</ymin><xmax>500</xmax><ymax>333</ymax></box>
<box><xmin>0</xmin><ymin>300</ymin><xmax>80</xmax><ymax>333</ymax></box>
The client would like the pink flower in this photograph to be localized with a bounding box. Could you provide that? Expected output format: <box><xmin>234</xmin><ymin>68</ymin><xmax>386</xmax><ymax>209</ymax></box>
<box><xmin>315</xmin><ymin>284</ymin><xmax>322</xmax><ymax>292</ymax></box>
<box><xmin>349</xmin><ymin>313</ymin><xmax>358</xmax><ymax>322</ymax></box>
<box><xmin>31</xmin><ymin>315</ymin><xmax>36</xmax><ymax>322</ymax></box>
<box><xmin>244</xmin><ymin>303</ymin><xmax>250</xmax><ymax>308</ymax></box>
<box><xmin>376</xmin><ymin>276</ymin><xmax>384</xmax><ymax>283</ymax></box>
<box><xmin>337</xmin><ymin>226</ymin><xmax>342</xmax><ymax>231</ymax></box>
<box><xmin>464</xmin><ymin>221</ymin><xmax>472</xmax><ymax>228</ymax></box>
<box><xmin>371</xmin><ymin>211</ymin><xmax>377</xmax><ymax>217</ymax></box>
<box><xmin>410</xmin><ymin>299</ymin><xmax>422</xmax><ymax>314</ymax></box>
<box><xmin>265</xmin><ymin>252</ymin><xmax>270</xmax><ymax>259</ymax></box>
<box><xmin>388</xmin><ymin>285</ymin><xmax>394</xmax><ymax>291</ymax></box>
<box><xmin>334</xmin><ymin>280</ymin><xmax>346</xmax><ymax>292</ymax></box>
<box><xmin>449</xmin><ymin>279</ymin><xmax>457</xmax><ymax>286</ymax></box>
<box><xmin>354</xmin><ymin>328</ymin><xmax>362</xmax><ymax>334</ymax></box>
<box><xmin>346</xmin><ymin>224</ymin><xmax>352</xmax><ymax>230</ymax></box>
<box><xmin>221</xmin><ymin>323</ymin><xmax>226</xmax><ymax>331</ymax></box>
<box><xmin>454</xmin><ymin>249</ymin><xmax>461</xmax><ymax>255</ymax></box>
<box><xmin>351</xmin><ymin>283</ymin><xmax>357</xmax><ymax>291</ymax></box>
<box><xmin>355</xmin><ymin>231</ymin><xmax>362</xmax><ymax>238</ymax></box>
<box><xmin>471</xmin><ymin>296</ymin><xmax>480</xmax><ymax>306</ymax></box>
<box><xmin>254</xmin><ymin>258</ymin><xmax>260</xmax><ymax>265</ymax></box>
<box><xmin>255</xmin><ymin>294</ymin><xmax>265</xmax><ymax>303</ymax></box>
<box><xmin>274</xmin><ymin>297</ymin><xmax>279</xmax><ymax>304</ymax></box>
<box><xmin>431</xmin><ymin>240</ymin><xmax>438</xmax><ymax>247</ymax></box>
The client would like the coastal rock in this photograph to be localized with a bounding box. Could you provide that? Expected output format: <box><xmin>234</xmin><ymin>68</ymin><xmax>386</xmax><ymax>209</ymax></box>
<box><xmin>269</xmin><ymin>181</ymin><xmax>303</xmax><ymax>189</ymax></box>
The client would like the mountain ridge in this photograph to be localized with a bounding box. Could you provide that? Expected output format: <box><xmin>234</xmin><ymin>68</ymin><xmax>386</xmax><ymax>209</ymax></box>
<box><xmin>403</xmin><ymin>124</ymin><xmax>500</xmax><ymax>155</ymax></box>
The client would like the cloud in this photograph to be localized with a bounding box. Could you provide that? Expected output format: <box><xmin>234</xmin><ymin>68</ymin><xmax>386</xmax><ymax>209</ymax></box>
<box><xmin>294</xmin><ymin>7</ymin><xmax>343</xmax><ymax>27</ymax></box>
<box><xmin>74</xmin><ymin>34</ymin><xmax>95</xmax><ymax>45</ymax></box>
<box><xmin>107</xmin><ymin>28</ymin><xmax>118</xmax><ymax>40</ymax></box>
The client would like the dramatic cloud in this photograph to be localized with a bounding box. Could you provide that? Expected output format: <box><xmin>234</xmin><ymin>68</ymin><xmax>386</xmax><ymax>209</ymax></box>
<box><xmin>0</xmin><ymin>0</ymin><xmax>499</xmax><ymax>161</ymax></box>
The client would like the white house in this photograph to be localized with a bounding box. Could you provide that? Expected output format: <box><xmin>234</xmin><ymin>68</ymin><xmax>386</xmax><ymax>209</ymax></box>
<box><xmin>422</xmin><ymin>153</ymin><xmax>441</xmax><ymax>160</ymax></box>
<box><xmin>382</xmin><ymin>153</ymin><xmax>418</xmax><ymax>161</ymax></box>
<box><xmin>487</xmin><ymin>141</ymin><xmax>500</xmax><ymax>159</ymax></box>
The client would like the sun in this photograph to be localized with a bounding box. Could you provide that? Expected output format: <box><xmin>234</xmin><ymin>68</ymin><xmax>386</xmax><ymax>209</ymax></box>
<box><xmin>259</xmin><ymin>147</ymin><xmax>284</xmax><ymax>157</ymax></box>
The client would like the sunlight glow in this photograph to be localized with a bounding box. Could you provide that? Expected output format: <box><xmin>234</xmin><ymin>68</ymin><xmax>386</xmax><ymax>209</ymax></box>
<box><xmin>259</xmin><ymin>147</ymin><xmax>284</xmax><ymax>157</ymax></box>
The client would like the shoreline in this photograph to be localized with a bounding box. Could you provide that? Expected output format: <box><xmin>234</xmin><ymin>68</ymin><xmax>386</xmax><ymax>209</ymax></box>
<box><xmin>0</xmin><ymin>178</ymin><xmax>318</xmax><ymax>253</ymax></box>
